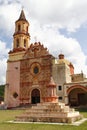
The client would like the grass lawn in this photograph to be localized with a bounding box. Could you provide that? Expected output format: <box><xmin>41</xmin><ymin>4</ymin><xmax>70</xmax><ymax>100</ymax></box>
<box><xmin>0</xmin><ymin>108</ymin><xmax>87</xmax><ymax>130</ymax></box>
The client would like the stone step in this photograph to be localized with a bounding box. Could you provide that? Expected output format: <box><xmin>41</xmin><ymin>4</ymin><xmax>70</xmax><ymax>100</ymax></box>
<box><xmin>26</xmin><ymin>106</ymin><xmax>71</xmax><ymax>112</ymax></box>
<box><xmin>15</xmin><ymin>102</ymin><xmax>82</xmax><ymax>123</ymax></box>
<box><xmin>26</xmin><ymin>109</ymin><xmax>67</xmax><ymax>114</ymax></box>
<box><xmin>15</xmin><ymin>114</ymin><xmax>82</xmax><ymax>123</ymax></box>
<box><xmin>24</xmin><ymin>111</ymin><xmax>76</xmax><ymax>118</ymax></box>
<box><xmin>16</xmin><ymin>113</ymin><xmax>68</xmax><ymax>119</ymax></box>
<box><xmin>32</xmin><ymin>103</ymin><xmax>69</xmax><ymax>109</ymax></box>
<box><xmin>25</xmin><ymin>111</ymin><xmax>67</xmax><ymax>115</ymax></box>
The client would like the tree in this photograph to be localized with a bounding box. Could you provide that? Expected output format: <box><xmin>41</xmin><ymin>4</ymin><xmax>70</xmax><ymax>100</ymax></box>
<box><xmin>0</xmin><ymin>85</ymin><xmax>5</xmax><ymax>101</ymax></box>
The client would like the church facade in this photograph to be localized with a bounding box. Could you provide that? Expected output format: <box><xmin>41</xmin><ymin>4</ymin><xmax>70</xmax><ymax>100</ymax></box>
<box><xmin>5</xmin><ymin>10</ymin><xmax>87</xmax><ymax>108</ymax></box>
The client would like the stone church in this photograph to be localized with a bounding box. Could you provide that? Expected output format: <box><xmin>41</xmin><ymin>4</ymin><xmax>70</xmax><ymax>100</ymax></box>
<box><xmin>5</xmin><ymin>9</ymin><xmax>87</xmax><ymax>108</ymax></box>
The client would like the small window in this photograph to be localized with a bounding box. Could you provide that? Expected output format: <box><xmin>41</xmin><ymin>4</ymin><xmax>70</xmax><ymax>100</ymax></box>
<box><xmin>34</xmin><ymin>66</ymin><xmax>39</xmax><ymax>74</ymax></box>
<box><xmin>13</xmin><ymin>92</ymin><xmax>18</xmax><ymax>99</ymax></box>
<box><xmin>26</xmin><ymin>26</ymin><xmax>28</xmax><ymax>32</ymax></box>
<box><xmin>58</xmin><ymin>86</ymin><xmax>62</xmax><ymax>90</ymax></box>
<box><xmin>24</xmin><ymin>39</ymin><xmax>26</xmax><ymax>47</ymax></box>
<box><xmin>59</xmin><ymin>97</ymin><xmax>62</xmax><ymax>100</ymax></box>
<box><xmin>16</xmin><ymin>39</ymin><xmax>19</xmax><ymax>47</ymax></box>
<box><xmin>18</xmin><ymin>24</ymin><xmax>21</xmax><ymax>31</ymax></box>
<box><xmin>72</xmin><ymin>77</ymin><xmax>74</xmax><ymax>81</ymax></box>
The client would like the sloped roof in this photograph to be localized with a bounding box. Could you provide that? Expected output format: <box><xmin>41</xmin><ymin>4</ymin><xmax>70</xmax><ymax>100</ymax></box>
<box><xmin>16</xmin><ymin>9</ymin><xmax>28</xmax><ymax>23</ymax></box>
<box><xmin>19</xmin><ymin>9</ymin><xmax>26</xmax><ymax>20</ymax></box>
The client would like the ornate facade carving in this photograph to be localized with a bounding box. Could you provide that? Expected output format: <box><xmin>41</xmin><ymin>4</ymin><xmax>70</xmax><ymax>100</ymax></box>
<box><xmin>19</xmin><ymin>42</ymin><xmax>53</xmax><ymax>103</ymax></box>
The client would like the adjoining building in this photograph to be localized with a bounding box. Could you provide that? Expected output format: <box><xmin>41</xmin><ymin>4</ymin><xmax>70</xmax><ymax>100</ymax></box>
<box><xmin>4</xmin><ymin>9</ymin><xmax>87</xmax><ymax>108</ymax></box>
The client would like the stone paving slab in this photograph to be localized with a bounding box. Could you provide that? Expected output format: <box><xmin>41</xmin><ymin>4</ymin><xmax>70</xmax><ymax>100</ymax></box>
<box><xmin>7</xmin><ymin>118</ymin><xmax>87</xmax><ymax>126</ymax></box>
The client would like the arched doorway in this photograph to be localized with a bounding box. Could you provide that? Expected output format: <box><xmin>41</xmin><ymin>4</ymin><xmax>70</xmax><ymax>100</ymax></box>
<box><xmin>67</xmin><ymin>85</ymin><xmax>87</xmax><ymax>106</ymax></box>
<box><xmin>31</xmin><ymin>89</ymin><xmax>40</xmax><ymax>104</ymax></box>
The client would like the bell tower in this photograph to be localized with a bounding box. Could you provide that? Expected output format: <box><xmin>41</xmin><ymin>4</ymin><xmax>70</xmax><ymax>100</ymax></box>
<box><xmin>5</xmin><ymin>9</ymin><xmax>31</xmax><ymax>107</ymax></box>
<box><xmin>13</xmin><ymin>9</ymin><xmax>30</xmax><ymax>50</ymax></box>
<box><xmin>8</xmin><ymin>9</ymin><xmax>30</xmax><ymax>61</ymax></box>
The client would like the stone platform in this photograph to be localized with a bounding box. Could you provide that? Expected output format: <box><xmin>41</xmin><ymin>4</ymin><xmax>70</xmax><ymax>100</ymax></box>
<box><xmin>15</xmin><ymin>102</ymin><xmax>82</xmax><ymax>123</ymax></box>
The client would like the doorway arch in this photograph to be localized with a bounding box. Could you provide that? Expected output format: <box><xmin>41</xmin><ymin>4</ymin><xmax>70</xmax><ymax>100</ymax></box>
<box><xmin>31</xmin><ymin>89</ymin><xmax>40</xmax><ymax>104</ymax></box>
<box><xmin>67</xmin><ymin>85</ymin><xmax>87</xmax><ymax>106</ymax></box>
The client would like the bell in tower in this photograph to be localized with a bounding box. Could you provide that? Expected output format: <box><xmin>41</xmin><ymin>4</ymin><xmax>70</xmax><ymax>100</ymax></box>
<box><xmin>13</xmin><ymin>9</ymin><xmax>30</xmax><ymax>51</ymax></box>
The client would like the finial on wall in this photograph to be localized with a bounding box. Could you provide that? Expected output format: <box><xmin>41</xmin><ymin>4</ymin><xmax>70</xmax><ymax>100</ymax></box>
<box><xmin>34</xmin><ymin>36</ymin><xmax>38</xmax><ymax>43</ymax></box>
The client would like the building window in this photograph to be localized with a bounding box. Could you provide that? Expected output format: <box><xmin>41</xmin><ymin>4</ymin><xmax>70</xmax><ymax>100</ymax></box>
<box><xmin>26</xmin><ymin>26</ymin><xmax>28</xmax><ymax>32</ymax></box>
<box><xmin>72</xmin><ymin>77</ymin><xmax>74</xmax><ymax>81</ymax></box>
<box><xmin>18</xmin><ymin>24</ymin><xmax>21</xmax><ymax>31</ymax></box>
<box><xmin>13</xmin><ymin>92</ymin><xmax>18</xmax><ymax>99</ymax></box>
<box><xmin>24</xmin><ymin>39</ymin><xmax>26</xmax><ymax>47</ymax></box>
<box><xmin>33</xmin><ymin>66</ymin><xmax>39</xmax><ymax>74</ymax></box>
<box><xmin>59</xmin><ymin>97</ymin><xmax>62</xmax><ymax>100</ymax></box>
<box><xmin>58</xmin><ymin>85</ymin><xmax>62</xmax><ymax>90</ymax></box>
<box><xmin>16</xmin><ymin>39</ymin><xmax>19</xmax><ymax>47</ymax></box>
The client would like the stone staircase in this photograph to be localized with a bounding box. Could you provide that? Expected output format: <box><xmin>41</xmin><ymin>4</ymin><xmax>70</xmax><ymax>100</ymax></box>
<box><xmin>15</xmin><ymin>102</ymin><xmax>82</xmax><ymax>123</ymax></box>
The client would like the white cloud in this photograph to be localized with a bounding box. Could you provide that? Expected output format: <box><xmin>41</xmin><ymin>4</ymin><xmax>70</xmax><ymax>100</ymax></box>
<box><xmin>22</xmin><ymin>0</ymin><xmax>87</xmax><ymax>32</ymax></box>
<box><xmin>0</xmin><ymin>58</ymin><xmax>7</xmax><ymax>84</ymax></box>
<box><xmin>0</xmin><ymin>41</ymin><xmax>9</xmax><ymax>59</ymax></box>
<box><xmin>0</xmin><ymin>40</ymin><xmax>9</xmax><ymax>84</ymax></box>
<box><xmin>0</xmin><ymin>0</ymin><xmax>87</xmax><ymax>84</ymax></box>
<box><xmin>1</xmin><ymin>0</ymin><xmax>87</xmax><ymax>35</ymax></box>
<box><xmin>0</xmin><ymin>1</ymin><xmax>21</xmax><ymax>37</ymax></box>
<box><xmin>30</xmin><ymin>22</ymin><xmax>87</xmax><ymax>75</ymax></box>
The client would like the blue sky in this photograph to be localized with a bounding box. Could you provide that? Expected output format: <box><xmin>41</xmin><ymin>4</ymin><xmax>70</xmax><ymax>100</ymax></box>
<box><xmin>0</xmin><ymin>0</ymin><xmax>87</xmax><ymax>84</ymax></box>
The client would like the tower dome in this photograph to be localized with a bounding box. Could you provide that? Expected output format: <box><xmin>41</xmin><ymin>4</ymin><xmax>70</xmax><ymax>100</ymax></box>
<box><xmin>58</xmin><ymin>53</ymin><xmax>64</xmax><ymax>59</ymax></box>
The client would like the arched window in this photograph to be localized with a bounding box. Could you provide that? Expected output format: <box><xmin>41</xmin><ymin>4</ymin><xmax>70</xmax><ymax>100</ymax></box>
<box><xmin>18</xmin><ymin>24</ymin><xmax>21</xmax><ymax>31</ymax></box>
<box><xmin>26</xmin><ymin>26</ymin><xmax>28</xmax><ymax>32</ymax></box>
<box><xmin>16</xmin><ymin>39</ymin><xmax>19</xmax><ymax>47</ymax></box>
<box><xmin>24</xmin><ymin>39</ymin><xmax>26</xmax><ymax>47</ymax></box>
